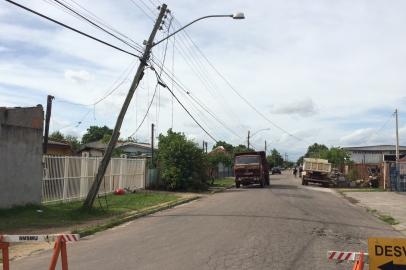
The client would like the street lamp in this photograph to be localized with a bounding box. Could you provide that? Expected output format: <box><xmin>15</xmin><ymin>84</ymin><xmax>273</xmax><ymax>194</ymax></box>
<box><xmin>248</xmin><ymin>128</ymin><xmax>271</xmax><ymax>149</ymax></box>
<box><xmin>153</xmin><ymin>12</ymin><xmax>245</xmax><ymax>47</ymax></box>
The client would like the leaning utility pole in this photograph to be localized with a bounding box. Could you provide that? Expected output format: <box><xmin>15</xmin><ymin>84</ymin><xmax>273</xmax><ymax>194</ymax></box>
<box><xmin>43</xmin><ymin>95</ymin><xmax>54</xmax><ymax>154</ymax></box>
<box><xmin>83</xmin><ymin>4</ymin><xmax>168</xmax><ymax>209</ymax></box>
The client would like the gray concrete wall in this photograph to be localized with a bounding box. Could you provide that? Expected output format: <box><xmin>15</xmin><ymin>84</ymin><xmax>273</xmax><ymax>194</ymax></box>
<box><xmin>0</xmin><ymin>106</ymin><xmax>44</xmax><ymax>208</ymax></box>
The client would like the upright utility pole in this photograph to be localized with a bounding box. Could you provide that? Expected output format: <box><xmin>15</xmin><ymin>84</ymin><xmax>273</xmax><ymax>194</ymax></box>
<box><xmin>43</xmin><ymin>95</ymin><xmax>54</xmax><ymax>154</ymax></box>
<box><xmin>395</xmin><ymin>109</ymin><xmax>400</xmax><ymax>189</ymax></box>
<box><xmin>83</xmin><ymin>4</ymin><xmax>168</xmax><ymax>209</ymax></box>
<box><xmin>265</xmin><ymin>140</ymin><xmax>267</xmax><ymax>154</ymax></box>
<box><xmin>247</xmin><ymin>130</ymin><xmax>250</xmax><ymax>149</ymax></box>
<box><xmin>205</xmin><ymin>141</ymin><xmax>208</xmax><ymax>154</ymax></box>
<box><xmin>151</xmin><ymin>123</ymin><xmax>155</xmax><ymax>167</ymax></box>
<box><xmin>202</xmin><ymin>140</ymin><xmax>205</xmax><ymax>151</ymax></box>
<box><xmin>395</xmin><ymin>109</ymin><xmax>400</xmax><ymax>163</ymax></box>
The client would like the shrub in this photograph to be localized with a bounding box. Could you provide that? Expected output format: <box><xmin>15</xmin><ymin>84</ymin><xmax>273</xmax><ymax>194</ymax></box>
<box><xmin>158</xmin><ymin>129</ymin><xmax>208</xmax><ymax>191</ymax></box>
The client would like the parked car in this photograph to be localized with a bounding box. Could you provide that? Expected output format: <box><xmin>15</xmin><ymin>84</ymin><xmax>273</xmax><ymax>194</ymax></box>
<box><xmin>271</xmin><ymin>167</ymin><xmax>282</xmax><ymax>174</ymax></box>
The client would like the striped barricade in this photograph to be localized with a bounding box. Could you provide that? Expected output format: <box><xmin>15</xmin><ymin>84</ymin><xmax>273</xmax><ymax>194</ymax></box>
<box><xmin>327</xmin><ymin>250</ymin><xmax>368</xmax><ymax>270</ymax></box>
<box><xmin>0</xmin><ymin>234</ymin><xmax>80</xmax><ymax>270</ymax></box>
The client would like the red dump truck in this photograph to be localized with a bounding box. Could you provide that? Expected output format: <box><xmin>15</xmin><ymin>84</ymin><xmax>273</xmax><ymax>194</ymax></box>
<box><xmin>234</xmin><ymin>151</ymin><xmax>270</xmax><ymax>188</ymax></box>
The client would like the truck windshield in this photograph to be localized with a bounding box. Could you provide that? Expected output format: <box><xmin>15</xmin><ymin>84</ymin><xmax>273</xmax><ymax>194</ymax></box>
<box><xmin>235</xmin><ymin>156</ymin><xmax>260</xmax><ymax>164</ymax></box>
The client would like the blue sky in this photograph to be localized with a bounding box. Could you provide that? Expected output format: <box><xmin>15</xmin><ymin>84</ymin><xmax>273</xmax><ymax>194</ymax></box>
<box><xmin>1</xmin><ymin>0</ymin><xmax>406</xmax><ymax>160</ymax></box>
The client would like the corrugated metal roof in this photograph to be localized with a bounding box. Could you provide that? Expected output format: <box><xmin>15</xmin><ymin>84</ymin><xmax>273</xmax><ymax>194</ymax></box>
<box><xmin>343</xmin><ymin>145</ymin><xmax>406</xmax><ymax>151</ymax></box>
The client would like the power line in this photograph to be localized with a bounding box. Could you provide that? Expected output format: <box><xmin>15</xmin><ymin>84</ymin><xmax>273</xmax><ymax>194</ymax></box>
<box><xmin>4</xmin><ymin>0</ymin><xmax>141</xmax><ymax>58</ymax></box>
<box><xmin>166</xmin><ymin>17</ymin><xmax>302</xmax><ymax>141</ymax></box>
<box><xmin>128</xmin><ymin>0</ymin><xmax>155</xmax><ymax>22</ymax></box>
<box><xmin>151</xmin><ymin>56</ymin><xmax>243</xmax><ymax>140</ymax></box>
<box><xmin>67</xmin><ymin>0</ymin><xmax>144</xmax><ymax>51</ymax></box>
<box><xmin>51</xmin><ymin>0</ymin><xmax>143</xmax><ymax>54</ymax></box>
<box><xmin>162</xmin><ymin>16</ymin><xmax>246</xmax><ymax>134</ymax></box>
<box><xmin>151</xmin><ymin>66</ymin><xmax>218</xmax><ymax>143</ymax></box>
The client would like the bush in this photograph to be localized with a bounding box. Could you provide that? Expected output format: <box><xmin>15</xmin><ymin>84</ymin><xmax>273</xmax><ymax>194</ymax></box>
<box><xmin>158</xmin><ymin>129</ymin><xmax>208</xmax><ymax>191</ymax></box>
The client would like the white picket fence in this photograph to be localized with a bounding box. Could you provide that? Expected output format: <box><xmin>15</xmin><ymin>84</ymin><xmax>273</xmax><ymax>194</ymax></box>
<box><xmin>42</xmin><ymin>155</ymin><xmax>147</xmax><ymax>203</ymax></box>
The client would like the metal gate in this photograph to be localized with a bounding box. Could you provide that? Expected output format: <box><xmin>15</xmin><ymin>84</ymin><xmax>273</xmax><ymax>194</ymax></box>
<box><xmin>390</xmin><ymin>162</ymin><xmax>406</xmax><ymax>192</ymax></box>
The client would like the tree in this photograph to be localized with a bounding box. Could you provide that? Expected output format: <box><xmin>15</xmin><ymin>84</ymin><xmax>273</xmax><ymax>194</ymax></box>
<box><xmin>300</xmin><ymin>143</ymin><xmax>351</xmax><ymax>168</ymax></box>
<box><xmin>82</xmin><ymin>125</ymin><xmax>113</xmax><ymax>144</ymax></box>
<box><xmin>65</xmin><ymin>135</ymin><xmax>80</xmax><ymax>151</ymax></box>
<box><xmin>323</xmin><ymin>147</ymin><xmax>351</xmax><ymax>167</ymax></box>
<box><xmin>233</xmin><ymin>144</ymin><xmax>254</xmax><ymax>155</ymax></box>
<box><xmin>212</xmin><ymin>140</ymin><xmax>234</xmax><ymax>153</ymax></box>
<box><xmin>267</xmin><ymin>148</ymin><xmax>283</xmax><ymax>168</ymax></box>
<box><xmin>49</xmin><ymin>131</ymin><xmax>64</xmax><ymax>142</ymax></box>
<box><xmin>305</xmin><ymin>143</ymin><xmax>329</xmax><ymax>158</ymax></box>
<box><xmin>158</xmin><ymin>129</ymin><xmax>208</xmax><ymax>191</ymax></box>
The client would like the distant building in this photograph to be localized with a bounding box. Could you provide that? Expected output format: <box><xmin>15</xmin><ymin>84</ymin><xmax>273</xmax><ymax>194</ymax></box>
<box><xmin>116</xmin><ymin>142</ymin><xmax>155</xmax><ymax>158</ymax></box>
<box><xmin>344</xmin><ymin>145</ymin><xmax>406</xmax><ymax>190</ymax></box>
<box><xmin>78</xmin><ymin>141</ymin><xmax>156</xmax><ymax>158</ymax></box>
<box><xmin>343</xmin><ymin>145</ymin><xmax>406</xmax><ymax>164</ymax></box>
<box><xmin>46</xmin><ymin>140</ymin><xmax>73</xmax><ymax>156</ymax></box>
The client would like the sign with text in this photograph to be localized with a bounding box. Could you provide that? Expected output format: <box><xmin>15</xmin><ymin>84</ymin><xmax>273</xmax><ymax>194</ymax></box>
<box><xmin>368</xmin><ymin>237</ymin><xmax>406</xmax><ymax>270</ymax></box>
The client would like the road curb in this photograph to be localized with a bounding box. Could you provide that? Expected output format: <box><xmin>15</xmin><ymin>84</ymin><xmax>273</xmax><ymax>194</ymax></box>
<box><xmin>73</xmin><ymin>196</ymin><xmax>201</xmax><ymax>238</ymax></box>
<box><xmin>209</xmin><ymin>184</ymin><xmax>235</xmax><ymax>194</ymax></box>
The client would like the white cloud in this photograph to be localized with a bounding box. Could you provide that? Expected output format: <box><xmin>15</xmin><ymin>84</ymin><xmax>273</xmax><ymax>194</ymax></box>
<box><xmin>2</xmin><ymin>0</ymin><xmax>406</xmax><ymax>160</ymax></box>
<box><xmin>340</xmin><ymin>128</ymin><xmax>375</xmax><ymax>146</ymax></box>
<box><xmin>64</xmin><ymin>69</ymin><xmax>93</xmax><ymax>83</ymax></box>
<box><xmin>270</xmin><ymin>98</ymin><xmax>317</xmax><ymax>117</ymax></box>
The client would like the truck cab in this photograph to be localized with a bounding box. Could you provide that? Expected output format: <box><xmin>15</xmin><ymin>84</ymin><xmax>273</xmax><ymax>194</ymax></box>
<box><xmin>234</xmin><ymin>151</ymin><xmax>270</xmax><ymax>188</ymax></box>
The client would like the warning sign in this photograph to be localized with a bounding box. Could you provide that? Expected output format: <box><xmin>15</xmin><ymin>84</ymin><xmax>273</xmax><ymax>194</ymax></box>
<box><xmin>368</xmin><ymin>237</ymin><xmax>406</xmax><ymax>270</ymax></box>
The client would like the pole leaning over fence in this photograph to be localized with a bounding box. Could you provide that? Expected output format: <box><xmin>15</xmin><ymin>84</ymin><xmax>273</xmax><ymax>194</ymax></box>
<box><xmin>82</xmin><ymin>5</ymin><xmax>168</xmax><ymax>209</ymax></box>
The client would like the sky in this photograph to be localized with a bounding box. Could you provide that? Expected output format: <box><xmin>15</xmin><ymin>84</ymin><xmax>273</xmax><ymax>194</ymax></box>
<box><xmin>1</xmin><ymin>0</ymin><xmax>406</xmax><ymax>160</ymax></box>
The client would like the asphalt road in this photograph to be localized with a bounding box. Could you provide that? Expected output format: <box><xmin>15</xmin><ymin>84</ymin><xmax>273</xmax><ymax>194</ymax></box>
<box><xmin>12</xmin><ymin>173</ymin><xmax>401</xmax><ymax>269</ymax></box>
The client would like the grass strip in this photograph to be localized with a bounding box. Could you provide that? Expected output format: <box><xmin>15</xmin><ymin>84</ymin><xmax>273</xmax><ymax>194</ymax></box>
<box><xmin>210</xmin><ymin>178</ymin><xmax>235</xmax><ymax>188</ymax></box>
<box><xmin>366</xmin><ymin>208</ymin><xmax>399</xmax><ymax>225</ymax></box>
<box><xmin>0</xmin><ymin>192</ymin><xmax>180</xmax><ymax>232</ymax></box>
<box><xmin>337</xmin><ymin>188</ymin><xmax>386</xmax><ymax>192</ymax></box>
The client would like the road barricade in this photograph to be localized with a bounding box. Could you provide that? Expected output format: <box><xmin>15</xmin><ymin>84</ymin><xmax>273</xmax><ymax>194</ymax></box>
<box><xmin>0</xmin><ymin>234</ymin><xmax>79</xmax><ymax>270</ymax></box>
<box><xmin>328</xmin><ymin>250</ymin><xmax>368</xmax><ymax>270</ymax></box>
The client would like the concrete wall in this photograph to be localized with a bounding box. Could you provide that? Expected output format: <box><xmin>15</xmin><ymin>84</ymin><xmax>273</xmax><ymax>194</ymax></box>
<box><xmin>0</xmin><ymin>106</ymin><xmax>44</xmax><ymax>208</ymax></box>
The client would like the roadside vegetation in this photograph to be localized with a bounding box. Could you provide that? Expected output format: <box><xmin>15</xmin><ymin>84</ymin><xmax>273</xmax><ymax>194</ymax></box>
<box><xmin>0</xmin><ymin>192</ymin><xmax>179</xmax><ymax>232</ymax></box>
<box><xmin>366</xmin><ymin>208</ymin><xmax>399</xmax><ymax>225</ymax></box>
<box><xmin>210</xmin><ymin>178</ymin><xmax>235</xmax><ymax>188</ymax></box>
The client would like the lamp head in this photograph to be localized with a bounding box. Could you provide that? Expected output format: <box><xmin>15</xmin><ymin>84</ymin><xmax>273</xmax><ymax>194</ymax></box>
<box><xmin>232</xmin><ymin>12</ymin><xmax>245</xmax><ymax>19</ymax></box>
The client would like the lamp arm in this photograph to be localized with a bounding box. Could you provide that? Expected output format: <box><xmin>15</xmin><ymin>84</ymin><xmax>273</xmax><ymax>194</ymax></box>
<box><xmin>152</xmin><ymin>14</ymin><xmax>232</xmax><ymax>47</ymax></box>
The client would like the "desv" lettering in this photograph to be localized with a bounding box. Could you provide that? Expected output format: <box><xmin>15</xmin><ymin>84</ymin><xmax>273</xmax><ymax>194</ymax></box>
<box><xmin>375</xmin><ymin>245</ymin><xmax>406</xmax><ymax>257</ymax></box>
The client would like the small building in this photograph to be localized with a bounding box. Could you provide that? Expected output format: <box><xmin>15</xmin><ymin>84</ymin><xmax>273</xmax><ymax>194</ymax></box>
<box><xmin>78</xmin><ymin>141</ymin><xmax>156</xmax><ymax>158</ymax></box>
<box><xmin>46</xmin><ymin>140</ymin><xmax>73</xmax><ymax>156</ymax></box>
<box><xmin>116</xmin><ymin>142</ymin><xmax>155</xmax><ymax>158</ymax></box>
<box><xmin>78</xmin><ymin>141</ymin><xmax>106</xmax><ymax>157</ymax></box>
